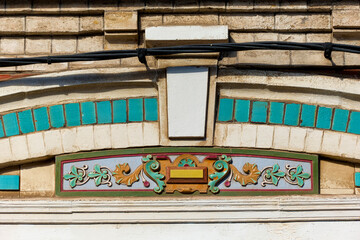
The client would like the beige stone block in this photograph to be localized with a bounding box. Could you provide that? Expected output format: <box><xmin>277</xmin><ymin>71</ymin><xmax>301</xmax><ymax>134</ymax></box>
<box><xmin>105</xmin><ymin>11</ymin><xmax>137</xmax><ymax>31</ymax></box>
<box><xmin>288</xmin><ymin>127</ymin><xmax>306</xmax><ymax>152</ymax></box>
<box><xmin>163</xmin><ymin>14</ymin><xmax>218</xmax><ymax>25</ymax></box>
<box><xmin>333</xmin><ymin>10</ymin><xmax>360</xmax><ymax>28</ymax></box>
<box><xmin>304</xmin><ymin>129</ymin><xmax>323</xmax><ymax>153</ymax></box>
<box><xmin>26</xmin><ymin>132</ymin><xmax>46</xmax><ymax>159</ymax></box>
<box><xmin>157</xmin><ymin>58</ymin><xmax>217</xmax><ymax>68</ymax></box>
<box><xmin>143</xmin><ymin>122</ymin><xmax>160</xmax><ymax>146</ymax></box>
<box><xmin>223</xmin><ymin>124</ymin><xmax>241</xmax><ymax>147</ymax></box>
<box><xmin>121</xmin><ymin>57</ymin><xmax>155</xmax><ymax>68</ymax></box>
<box><xmin>199</xmin><ymin>0</ymin><xmax>226</xmax><ymax>11</ymax></box>
<box><xmin>272</xmin><ymin>126</ymin><xmax>290</xmax><ymax>150</ymax></box>
<box><xmin>93</xmin><ymin>124</ymin><xmax>112</xmax><ymax>150</ymax></box>
<box><xmin>254</xmin><ymin>0</ymin><xmax>279</xmax><ymax>11</ymax></box>
<box><xmin>69</xmin><ymin>59</ymin><xmax>120</xmax><ymax>70</ymax></box>
<box><xmin>10</xmin><ymin>135</ymin><xmax>29</xmax><ymax>161</ymax></box>
<box><xmin>111</xmin><ymin>124</ymin><xmax>128</xmax><ymax>148</ymax></box>
<box><xmin>173</xmin><ymin>0</ymin><xmax>199</xmax><ymax>12</ymax></box>
<box><xmin>52</xmin><ymin>37</ymin><xmax>77</xmax><ymax>54</ymax></box>
<box><xmin>61</xmin><ymin>128</ymin><xmax>78</xmax><ymax>153</ymax></box>
<box><xmin>5</xmin><ymin>0</ymin><xmax>31</xmax><ymax>12</ymax></box>
<box><xmin>0</xmin><ymin>37</ymin><xmax>24</xmax><ymax>54</ymax></box>
<box><xmin>16</xmin><ymin>62</ymin><xmax>68</xmax><ymax>72</ymax></box>
<box><xmin>291</xmin><ymin>51</ymin><xmax>344</xmax><ymax>66</ymax></box>
<box><xmin>306</xmin><ymin>33</ymin><xmax>331</xmax><ymax>42</ymax></box>
<box><xmin>339</xmin><ymin>133</ymin><xmax>357</xmax><ymax>159</ymax></box>
<box><xmin>76</xmin><ymin>126</ymin><xmax>95</xmax><ymax>151</ymax></box>
<box><xmin>80</xmin><ymin>16</ymin><xmax>104</xmax><ymax>33</ymax></box>
<box><xmin>226</xmin><ymin>0</ymin><xmax>253</xmax><ymax>11</ymax></box>
<box><xmin>0</xmin><ymin>138</ymin><xmax>12</xmax><ymax>164</ymax></box>
<box><xmin>20</xmin><ymin>160</ymin><xmax>55</xmax><ymax>197</ymax></box>
<box><xmin>89</xmin><ymin>0</ymin><xmax>118</xmax><ymax>11</ymax></box>
<box><xmin>344</xmin><ymin>53</ymin><xmax>360</xmax><ymax>66</ymax></box>
<box><xmin>320</xmin><ymin>188</ymin><xmax>354</xmax><ymax>194</ymax></box>
<box><xmin>254</xmin><ymin>32</ymin><xmax>278</xmax><ymax>41</ymax></box>
<box><xmin>44</xmin><ymin>130</ymin><xmax>63</xmax><ymax>155</ymax></box>
<box><xmin>26</xmin><ymin>16</ymin><xmax>79</xmax><ymax>34</ymax></box>
<box><xmin>240</xmin><ymin>124</ymin><xmax>256</xmax><ymax>148</ymax></box>
<box><xmin>25</xmin><ymin>37</ymin><xmax>51</xmax><ymax>55</ymax></box>
<box><xmin>32</xmin><ymin>0</ymin><xmax>60</xmax><ymax>12</ymax></box>
<box><xmin>237</xmin><ymin>50</ymin><xmax>290</xmax><ymax>65</ymax></box>
<box><xmin>220</xmin><ymin>14</ymin><xmax>274</xmax><ymax>30</ymax></box>
<box><xmin>127</xmin><ymin>123</ymin><xmax>144</xmax><ymax>147</ymax></box>
<box><xmin>307</xmin><ymin>0</ymin><xmax>332</xmax><ymax>11</ymax></box>
<box><xmin>230</xmin><ymin>32</ymin><xmax>254</xmax><ymax>43</ymax></box>
<box><xmin>333</xmin><ymin>36</ymin><xmax>360</xmax><ymax>46</ymax></box>
<box><xmin>275</xmin><ymin>13</ymin><xmax>331</xmax><ymax>31</ymax></box>
<box><xmin>321</xmin><ymin>131</ymin><xmax>340</xmax><ymax>156</ymax></box>
<box><xmin>278</xmin><ymin>33</ymin><xmax>306</xmax><ymax>42</ymax></box>
<box><xmin>104</xmin><ymin>39</ymin><xmax>138</xmax><ymax>51</ymax></box>
<box><xmin>320</xmin><ymin>159</ymin><xmax>354</xmax><ymax>189</ymax></box>
<box><xmin>0</xmin><ymin>17</ymin><xmax>25</xmax><ymax>34</ymax></box>
<box><xmin>78</xmin><ymin>35</ymin><xmax>104</xmax><ymax>53</ymax></box>
<box><xmin>140</xmin><ymin>15</ymin><xmax>163</xmax><ymax>30</ymax></box>
<box><xmin>256</xmin><ymin>125</ymin><xmax>274</xmax><ymax>149</ymax></box>
<box><xmin>118</xmin><ymin>0</ymin><xmax>144</xmax><ymax>11</ymax></box>
<box><xmin>214</xmin><ymin>123</ymin><xmax>227</xmax><ymax>146</ymax></box>
<box><xmin>279</xmin><ymin>0</ymin><xmax>307</xmax><ymax>11</ymax></box>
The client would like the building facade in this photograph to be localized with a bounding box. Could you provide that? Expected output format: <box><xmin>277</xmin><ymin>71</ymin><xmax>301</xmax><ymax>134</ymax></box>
<box><xmin>0</xmin><ymin>0</ymin><xmax>360</xmax><ymax>239</ymax></box>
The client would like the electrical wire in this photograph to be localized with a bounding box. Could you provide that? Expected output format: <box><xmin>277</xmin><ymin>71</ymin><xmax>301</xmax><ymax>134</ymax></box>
<box><xmin>1</xmin><ymin>41</ymin><xmax>360</xmax><ymax>68</ymax></box>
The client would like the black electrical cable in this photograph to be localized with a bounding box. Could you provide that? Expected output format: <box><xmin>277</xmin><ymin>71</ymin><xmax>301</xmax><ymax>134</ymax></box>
<box><xmin>1</xmin><ymin>41</ymin><xmax>360</xmax><ymax>68</ymax></box>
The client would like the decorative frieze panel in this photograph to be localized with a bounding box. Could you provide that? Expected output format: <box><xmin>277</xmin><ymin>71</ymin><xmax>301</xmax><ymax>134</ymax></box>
<box><xmin>56</xmin><ymin>148</ymin><xmax>318</xmax><ymax>196</ymax></box>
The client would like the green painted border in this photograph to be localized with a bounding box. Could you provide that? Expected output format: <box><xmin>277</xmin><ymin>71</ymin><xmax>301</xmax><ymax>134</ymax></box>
<box><xmin>56</xmin><ymin>147</ymin><xmax>319</xmax><ymax>197</ymax></box>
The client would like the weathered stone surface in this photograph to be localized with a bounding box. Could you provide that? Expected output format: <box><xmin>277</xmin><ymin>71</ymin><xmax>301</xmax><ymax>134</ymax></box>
<box><xmin>226</xmin><ymin>0</ymin><xmax>253</xmax><ymax>11</ymax></box>
<box><xmin>338</xmin><ymin>133</ymin><xmax>357</xmax><ymax>159</ymax></box>
<box><xmin>80</xmin><ymin>16</ymin><xmax>104</xmax><ymax>32</ymax></box>
<box><xmin>32</xmin><ymin>0</ymin><xmax>60</xmax><ymax>12</ymax></box>
<box><xmin>304</xmin><ymin>129</ymin><xmax>323</xmax><ymax>153</ymax></box>
<box><xmin>320</xmin><ymin>159</ymin><xmax>354</xmax><ymax>189</ymax></box>
<box><xmin>76</xmin><ymin>126</ymin><xmax>95</xmax><ymax>151</ymax></box>
<box><xmin>26</xmin><ymin>132</ymin><xmax>46</xmax><ymax>159</ymax></box>
<box><xmin>145</xmin><ymin>0</ymin><xmax>172</xmax><ymax>11</ymax></box>
<box><xmin>93</xmin><ymin>125</ymin><xmax>112</xmax><ymax>150</ymax></box>
<box><xmin>321</xmin><ymin>131</ymin><xmax>341</xmax><ymax>156</ymax></box>
<box><xmin>173</xmin><ymin>0</ymin><xmax>199</xmax><ymax>12</ymax></box>
<box><xmin>0</xmin><ymin>139</ymin><xmax>12</xmax><ymax>165</ymax></box>
<box><xmin>306</xmin><ymin>33</ymin><xmax>331</xmax><ymax>42</ymax></box>
<box><xmin>237</xmin><ymin>50</ymin><xmax>291</xmax><ymax>65</ymax></box>
<box><xmin>78</xmin><ymin>35</ymin><xmax>104</xmax><ymax>53</ymax></box>
<box><xmin>5</xmin><ymin>0</ymin><xmax>31</xmax><ymax>12</ymax></box>
<box><xmin>163</xmin><ymin>14</ymin><xmax>218</xmax><ymax>25</ymax></box>
<box><xmin>307</xmin><ymin>0</ymin><xmax>332</xmax><ymax>11</ymax></box>
<box><xmin>16</xmin><ymin>62</ymin><xmax>68</xmax><ymax>72</ymax></box>
<box><xmin>278</xmin><ymin>33</ymin><xmax>306</xmax><ymax>42</ymax></box>
<box><xmin>291</xmin><ymin>51</ymin><xmax>344</xmax><ymax>66</ymax></box>
<box><xmin>230</xmin><ymin>32</ymin><xmax>254</xmax><ymax>42</ymax></box>
<box><xmin>52</xmin><ymin>37</ymin><xmax>77</xmax><ymax>54</ymax></box>
<box><xmin>0</xmin><ymin>17</ymin><xmax>25</xmax><ymax>34</ymax></box>
<box><xmin>26</xmin><ymin>16</ymin><xmax>79</xmax><ymax>34</ymax></box>
<box><xmin>272</xmin><ymin>126</ymin><xmax>290</xmax><ymax>150</ymax></box>
<box><xmin>60</xmin><ymin>0</ymin><xmax>88</xmax><ymax>11</ymax></box>
<box><xmin>44</xmin><ymin>130</ymin><xmax>63</xmax><ymax>155</ymax></box>
<box><xmin>332</xmin><ymin>0</ymin><xmax>360</xmax><ymax>10</ymax></box>
<box><xmin>279</xmin><ymin>0</ymin><xmax>307</xmax><ymax>11</ymax></box>
<box><xmin>89</xmin><ymin>0</ymin><xmax>118</xmax><ymax>10</ymax></box>
<box><xmin>10</xmin><ymin>136</ymin><xmax>29</xmax><ymax>161</ymax></box>
<box><xmin>275</xmin><ymin>13</ymin><xmax>331</xmax><ymax>31</ymax></box>
<box><xmin>199</xmin><ymin>0</ymin><xmax>226</xmax><ymax>11</ymax></box>
<box><xmin>104</xmin><ymin>11</ymin><xmax>138</xmax><ymax>31</ymax></box>
<box><xmin>69</xmin><ymin>59</ymin><xmax>120</xmax><ymax>70</ymax></box>
<box><xmin>256</xmin><ymin>125</ymin><xmax>274</xmax><ymax>148</ymax></box>
<box><xmin>288</xmin><ymin>127</ymin><xmax>306</xmax><ymax>152</ymax></box>
<box><xmin>254</xmin><ymin>0</ymin><xmax>279</xmax><ymax>11</ymax></box>
<box><xmin>20</xmin><ymin>160</ymin><xmax>55</xmax><ymax>197</ymax></box>
<box><xmin>220</xmin><ymin>14</ymin><xmax>274</xmax><ymax>30</ymax></box>
<box><xmin>140</xmin><ymin>14</ymin><xmax>163</xmax><ymax>30</ymax></box>
<box><xmin>0</xmin><ymin>37</ymin><xmax>24</xmax><ymax>54</ymax></box>
<box><xmin>333</xmin><ymin>10</ymin><xmax>360</xmax><ymax>28</ymax></box>
<box><xmin>25</xmin><ymin>37</ymin><xmax>51</xmax><ymax>54</ymax></box>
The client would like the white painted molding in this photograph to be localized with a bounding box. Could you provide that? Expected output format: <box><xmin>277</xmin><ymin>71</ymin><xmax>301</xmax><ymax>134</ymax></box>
<box><xmin>145</xmin><ymin>25</ymin><xmax>228</xmax><ymax>46</ymax></box>
<box><xmin>0</xmin><ymin>197</ymin><xmax>360</xmax><ymax>224</ymax></box>
<box><xmin>167</xmin><ymin>67</ymin><xmax>209</xmax><ymax>138</ymax></box>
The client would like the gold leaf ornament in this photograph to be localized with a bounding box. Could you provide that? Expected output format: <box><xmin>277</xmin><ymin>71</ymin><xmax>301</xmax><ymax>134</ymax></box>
<box><xmin>112</xmin><ymin>163</ymin><xmax>143</xmax><ymax>186</ymax></box>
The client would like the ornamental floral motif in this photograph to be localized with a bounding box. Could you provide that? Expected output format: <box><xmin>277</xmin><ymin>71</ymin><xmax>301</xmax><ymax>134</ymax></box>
<box><xmin>63</xmin><ymin>154</ymin><xmax>312</xmax><ymax>194</ymax></box>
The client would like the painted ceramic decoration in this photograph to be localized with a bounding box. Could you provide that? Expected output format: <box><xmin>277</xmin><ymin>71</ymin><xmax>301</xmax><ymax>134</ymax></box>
<box><xmin>56</xmin><ymin>148</ymin><xmax>318</xmax><ymax>196</ymax></box>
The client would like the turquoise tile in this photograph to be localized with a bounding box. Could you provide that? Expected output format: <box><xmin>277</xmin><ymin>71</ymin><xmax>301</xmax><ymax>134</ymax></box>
<box><xmin>97</xmin><ymin>101</ymin><xmax>112</xmax><ymax>124</ymax></box>
<box><xmin>269</xmin><ymin>102</ymin><xmax>284</xmax><ymax>124</ymax></box>
<box><xmin>144</xmin><ymin>98</ymin><xmax>158</xmax><ymax>121</ymax></box>
<box><xmin>332</xmin><ymin>109</ymin><xmax>349</xmax><ymax>132</ymax></box>
<box><xmin>355</xmin><ymin>172</ymin><xmax>360</xmax><ymax>187</ymax></box>
<box><xmin>0</xmin><ymin>175</ymin><xmax>19</xmax><ymax>190</ymax></box>
<box><xmin>300</xmin><ymin>104</ymin><xmax>316</xmax><ymax>127</ymax></box>
<box><xmin>251</xmin><ymin>101</ymin><xmax>268</xmax><ymax>123</ymax></box>
<box><xmin>316</xmin><ymin>106</ymin><xmax>332</xmax><ymax>129</ymax></box>
<box><xmin>49</xmin><ymin>105</ymin><xmax>65</xmax><ymax>128</ymax></box>
<box><xmin>0</xmin><ymin>119</ymin><xmax>4</xmax><ymax>137</ymax></box>
<box><xmin>113</xmin><ymin>99</ymin><xmax>127</xmax><ymax>123</ymax></box>
<box><xmin>348</xmin><ymin>111</ymin><xmax>360</xmax><ymax>134</ymax></box>
<box><xmin>65</xmin><ymin>103</ymin><xmax>81</xmax><ymax>127</ymax></box>
<box><xmin>18</xmin><ymin>110</ymin><xmax>35</xmax><ymax>134</ymax></box>
<box><xmin>234</xmin><ymin>99</ymin><xmax>250</xmax><ymax>122</ymax></box>
<box><xmin>218</xmin><ymin>98</ymin><xmax>234</xmax><ymax>121</ymax></box>
<box><xmin>33</xmin><ymin>107</ymin><xmax>50</xmax><ymax>131</ymax></box>
<box><xmin>284</xmin><ymin>103</ymin><xmax>301</xmax><ymax>126</ymax></box>
<box><xmin>3</xmin><ymin>113</ymin><xmax>19</xmax><ymax>136</ymax></box>
<box><xmin>128</xmin><ymin>98</ymin><xmax>144</xmax><ymax>122</ymax></box>
<box><xmin>81</xmin><ymin>102</ymin><xmax>96</xmax><ymax>125</ymax></box>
